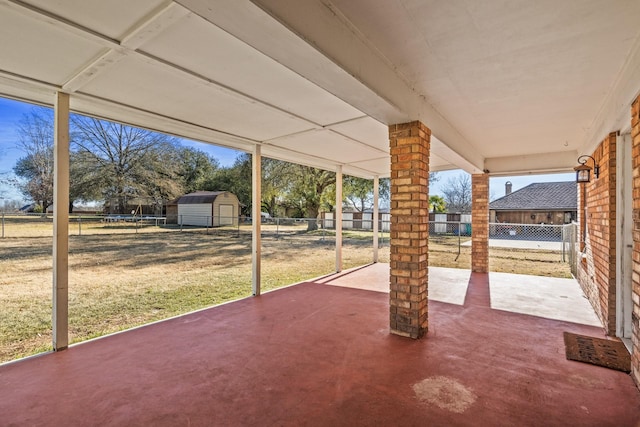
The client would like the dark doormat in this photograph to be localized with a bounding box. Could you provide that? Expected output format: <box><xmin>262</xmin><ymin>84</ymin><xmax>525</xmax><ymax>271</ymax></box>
<box><xmin>563</xmin><ymin>332</ymin><xmax>630</xmax><ymax>373</ymax></box>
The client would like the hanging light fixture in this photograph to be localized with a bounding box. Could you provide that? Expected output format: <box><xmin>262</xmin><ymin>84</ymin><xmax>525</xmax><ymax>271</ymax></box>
<box><xmin>574</xmin><ymin>155</ymin><xmax>599</xmax><ymax>183</ymax></box>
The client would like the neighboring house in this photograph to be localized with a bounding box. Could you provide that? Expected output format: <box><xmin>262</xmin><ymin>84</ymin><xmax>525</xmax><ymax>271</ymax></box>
<box><xmin>489</xmin><ymin>181</ymin><xmax>577</xmax><ymax>225</ymax></box>
<box><xmin>166</xmin><ymin>191</ymin><xmax>240</xmax><ymax>227</ymax></box>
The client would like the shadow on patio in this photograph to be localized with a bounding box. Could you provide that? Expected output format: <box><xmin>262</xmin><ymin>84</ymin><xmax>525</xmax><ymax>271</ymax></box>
<box><xmin>1</xmin><ymin>265</ymin><xmax>638</xmax><ymax>426</ymax></box>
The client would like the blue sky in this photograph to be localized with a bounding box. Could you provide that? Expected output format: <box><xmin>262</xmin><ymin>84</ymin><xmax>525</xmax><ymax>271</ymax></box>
<box><xmin>0</xmin><ymin>96</ymin><xmax>573</xmax><ymax>205</ymax></box>
<box><xmin>432</xmin><ymin>169</ymin><xmax>574</xmax><ymax>201</ymax></box>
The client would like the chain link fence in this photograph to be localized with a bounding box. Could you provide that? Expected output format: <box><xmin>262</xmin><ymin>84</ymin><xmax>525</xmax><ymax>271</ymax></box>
<box><xmin>0</xmin><ymin>212</ymin><xmax>572</xmax><ymax>273</ymax></box>
<box><xmin>0</xmin><ymin>213</ymin><xmax>573</xmax><ymax>252</ymax></box>
<box><xmin>426</xmin><ymin>219</ymin><xmax>572</xmax><ymax>275</ymax></box>
<box><xmin>428</xmin><ymin>220</ymin><xmax>472</xmax><ymax>269</ymax></box>
<box><xmin>0</xmin><ymin>212</ymin><xmax>393</xmax><ymax>243</ymax></box>
<box><xmin>488</xmin><ymin>221</ymin><xmax>571</xmax><ymax>277</ymax></box>
<box><xmin>489</xmin><ymin>222</ymin><xmax>564</xmax><ymax>255</ymax></box>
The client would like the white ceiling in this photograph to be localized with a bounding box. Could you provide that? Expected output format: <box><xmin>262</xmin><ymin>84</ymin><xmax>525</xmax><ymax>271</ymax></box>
<box><xmin>1</xmin><ymin>0</ymin><xmax>639</xmax><ymax>178</ymax></box>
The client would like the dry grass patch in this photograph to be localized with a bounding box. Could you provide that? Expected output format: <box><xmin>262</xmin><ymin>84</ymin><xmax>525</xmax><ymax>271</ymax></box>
<box><xmin>0</xmin><ymin>222</ymin><xmax>569</xmax><ymax>363</ymax></box>
<box><xmin>0</xmin><ymin>229</ymin><xmax>386</xmax><ymax>362</ymax></box>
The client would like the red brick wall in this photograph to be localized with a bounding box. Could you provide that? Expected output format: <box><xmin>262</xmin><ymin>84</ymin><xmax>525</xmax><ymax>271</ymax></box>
<box><xmin>472</xmin><ymin>174</ymin><xmax>489</xmax><ymax>273</ymax></box>
<box><xmin>389</xmin><ymin>121</ymin><xmax>430</xmax><ymax>339</ymax></box>
<box><xmin>577</xmin><ymin>132</ymin><xmax>617</xmax><ymax>335</ymax></box>
<box><xmin>631</xmin><ymin>96</ymin><xmax>640</xmax><ymax>386</ymax></box>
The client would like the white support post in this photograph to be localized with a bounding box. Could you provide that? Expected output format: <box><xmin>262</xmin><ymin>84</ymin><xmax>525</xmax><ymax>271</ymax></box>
<box><xmin>373</xmin><ymin>175</ymin><xmax>379</xmax><ymax>263</ymax></box>
<box><xmin>335</xmin><ymin>165</ymin><xmax>343</xmax><ymax>272</ymax></box>
<box><xmin>53</xmin><ymin>92</ymin><xmax>70</xmax><ymax>351</ymax></box>
<box><xmin>252</xmin><ymin>145</ymin><xmax>262</xmax><ymax>296</ymax></box>
<box><xmin>615</xmin><ymin>132</ymin><xmax>633</xmax><ymax>338</ymax></box>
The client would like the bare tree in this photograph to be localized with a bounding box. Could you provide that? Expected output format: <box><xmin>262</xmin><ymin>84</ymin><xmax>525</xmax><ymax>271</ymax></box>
<box><xmin>13</xmin><ymin>108</ymin><xmax>54</xmax><ymax>211</ymax></box>
<box><xmin>441</xmin><ymin>173</ymin><xmax>472</xmax><ymax>213</ymax></box>
<box><xmin>71</xmin><ymin>115</ymin><xmax>182</xmax><ymax>214</ymax></box>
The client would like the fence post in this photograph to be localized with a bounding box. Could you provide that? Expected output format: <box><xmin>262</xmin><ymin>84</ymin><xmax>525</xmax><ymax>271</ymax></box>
<box><xmin>78</xmin><ymin>215</ymin><xmax>82</xmax><ymax>236</ymax></box>
<box><xmin>1</xmin><ymin>212</ymin><xmax>4</xmax><ymax>238</ymax></box>
<box><xmin>180</xmin><ymin>215</ymin><xmax>183</xmax><ymax>231</ymax></box>
<box><xmin>455</xmin><ymin>221</ymin><xmax>462</xmax><ymax>261</ymax></box>
<box><xmin>561</xmin><ymin>225</ymin><xmax>566</xmax><ymax>262</ymax></box>
<box><xmin>276</xmin><ymin>217</ymin><xmax>279</xmax><ymax>238</ymax></box>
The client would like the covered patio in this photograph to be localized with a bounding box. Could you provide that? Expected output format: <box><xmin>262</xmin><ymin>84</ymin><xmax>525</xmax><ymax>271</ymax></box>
<box><xmin>1</xmin><ymin>0</ymin><xmax>640</xmax><ymax>423</ymax></box>
<box><xmin>1</xmin><ymin>265</ymin><xmax>638</xmax><ymax>426</ymax></box>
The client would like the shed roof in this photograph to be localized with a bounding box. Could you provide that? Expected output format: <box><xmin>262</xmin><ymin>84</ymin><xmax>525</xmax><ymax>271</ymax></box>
<box><xmin>174</xmin><ymin>191</ymin><xmax>231</xmax><ymax>205</ymax></box>
<box><xmin>489</xmin><ymin>182</ymin><xmax>577</xmax><ymax>211</ymax></box>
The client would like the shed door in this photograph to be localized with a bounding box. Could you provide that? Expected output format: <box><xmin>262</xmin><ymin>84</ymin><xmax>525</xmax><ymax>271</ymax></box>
<box><xmin>219</xmin><ymin>204</ymin><xmax>234</xmax><ymax>225</ymax></box>
<box><xmin>178</xmin><ymin>204</ymin><xmax>212</xmax><ymax>227</ymax></box>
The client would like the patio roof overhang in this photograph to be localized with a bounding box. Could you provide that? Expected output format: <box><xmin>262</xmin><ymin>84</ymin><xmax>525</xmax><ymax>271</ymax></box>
<box><xmin>1</xmin><ymin>0</ymin><xmax>639</xmax><ymax>178</ymax></box>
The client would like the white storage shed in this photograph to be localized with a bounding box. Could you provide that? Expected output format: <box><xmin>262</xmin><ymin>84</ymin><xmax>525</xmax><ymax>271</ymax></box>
<box><xmin>176</xmin><ymin>191</ymin><xmax>240</xmax><ymax>227</ymax></box>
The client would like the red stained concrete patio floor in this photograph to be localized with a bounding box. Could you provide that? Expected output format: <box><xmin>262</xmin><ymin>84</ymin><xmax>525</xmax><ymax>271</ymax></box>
<box><xmin>1</xmin><ymin>265</ymin><xmax>639</xmax><ymax>426</ymax></box>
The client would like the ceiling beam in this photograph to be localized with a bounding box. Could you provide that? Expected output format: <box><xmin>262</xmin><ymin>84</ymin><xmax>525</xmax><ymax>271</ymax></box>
<box><xmin>1</xmin><ymin>0</ymin><xmax>119</xmax><ymax>47</ymax></box>
<box><xmin>62</xmin><ymin>49</ymin><xmax>128</xmax><ymax>93</ymax></box>
<box><xmin>430</xmin><ymin>137</ymin><xmax>484</xmax><ymax>174</ymax></box>
<box><xmin>120</xmin><ymin>1</ymin><xmax>188</xmax><ymax>50</ymax></box>
<box><xmin>0</xmin><ymin>71</ymin><xmax>58</xmax><ymax>103</ymax></box>
<box><xmin>260</xmin><ymin>144</ymin><xmax>381</xmax><ymax>178</ymax></box>
<box><xmin>69</xmin><ymin>92</ymin><xmax>260</xmax><ymax>151</ymax></box>
<box><xmin>484</xmin><ymin>151</ymin><xmax>579</xmax><ymax>177</ymax></box>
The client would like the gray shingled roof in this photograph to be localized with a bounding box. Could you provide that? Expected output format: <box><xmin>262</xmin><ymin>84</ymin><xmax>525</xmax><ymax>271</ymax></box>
<box><xmin>490</xmin><ymin>182</ymin><xmax>577</xmax><ymax>211</ymax></box>
<box><xmin>174</xmin><ymin>191</ymin><xmax>227</xmax><ymax>204</ymax></box>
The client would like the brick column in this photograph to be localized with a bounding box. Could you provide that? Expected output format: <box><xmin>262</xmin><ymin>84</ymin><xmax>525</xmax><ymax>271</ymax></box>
<box><xmin>389</xmin><ymin>121</ymin><xmax>430</xmax><ymax>339</ymax></box>
<box><xmin>631</xmin><ymin>96</ymin><xmax>640</xmax><ymax>387</ymax></box>
<box><xmin>471</xmin><ymin>173</ymin><xmax>489</xmax><ymax>273</ymax></box>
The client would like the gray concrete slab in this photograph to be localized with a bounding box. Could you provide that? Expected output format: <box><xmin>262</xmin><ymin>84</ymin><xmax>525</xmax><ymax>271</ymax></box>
<box><xmin>489</xmin><ymin>271</ymin><xmax>601</xmax><ymax>327</ymax></box>
<box><xmin>319</xmin><ymin>264</ymin><xmax>602</xmax><ymax>328</ymax></box>
<box><xmin>318</xmin><ymin>263</ymin><xmax>469</xmax><ymax>305</ymax></box>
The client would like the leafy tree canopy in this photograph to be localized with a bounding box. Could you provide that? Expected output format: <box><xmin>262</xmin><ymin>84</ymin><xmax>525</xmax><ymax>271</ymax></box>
<box><xmin>429</xmin><ymin>195</ymin><xmax>446</xmax><ymax>213</ymax></box>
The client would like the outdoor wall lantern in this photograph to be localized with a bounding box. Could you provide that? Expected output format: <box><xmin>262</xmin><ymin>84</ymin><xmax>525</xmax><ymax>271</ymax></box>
<box><xmin>574</xmin><ymin>155</ymin><xmax>599</xmax><ymax>183</ymax></box>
